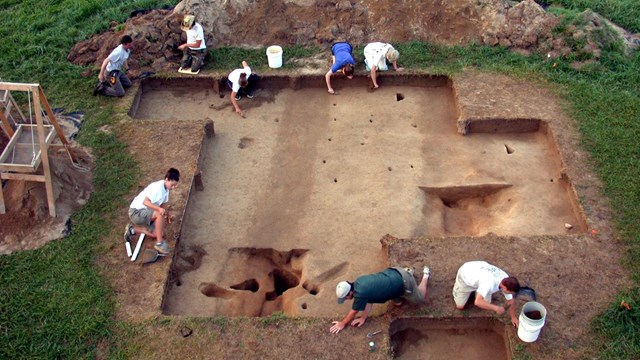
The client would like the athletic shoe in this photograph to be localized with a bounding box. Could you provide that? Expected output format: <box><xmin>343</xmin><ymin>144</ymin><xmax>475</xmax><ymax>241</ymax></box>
<box><xmin>93</xmin><ymin>82</ymin><xmax>105</xmax><ymax>96</ymax></box>
<box><xmin>423</xmin><ymin>266</ymin><xmax>431</xmax><ymax>277</ymax></box>
<box><xmin>123</xmin><ymin>223</ymin><xmax>135</xmax><ymax>242</ymax></box>
<box><xmin>154</xmin><ymin>241</ymin><xmax>171</xmax><ymax>254</ymax></box>
<box><xmin>246</xmin><ymin>92</ymin><xmax>254</xmax><ymax>99</ymax></box>
<box><xmin>235</xmin><ymin>94</ymin><xmax>241</xmax><ymax>101</ymax></box>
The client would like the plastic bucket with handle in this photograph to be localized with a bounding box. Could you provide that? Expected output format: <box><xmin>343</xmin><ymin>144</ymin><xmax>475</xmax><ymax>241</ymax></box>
<box><xmin>517</xmin><ymin>301</ymin><xmax>547</xmax><ymax>342</ymax></box>
<box><xmin>266</xmin><ymin>45</ymin><xmax>283</xmax><ymax>68</ymax></box>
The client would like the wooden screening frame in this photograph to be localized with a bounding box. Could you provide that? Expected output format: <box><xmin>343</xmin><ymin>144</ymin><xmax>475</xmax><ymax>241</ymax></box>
<box><xmin>0</xmin><ymin>82</ymin><xmax>69</xmax><ymax>216</ymax></box>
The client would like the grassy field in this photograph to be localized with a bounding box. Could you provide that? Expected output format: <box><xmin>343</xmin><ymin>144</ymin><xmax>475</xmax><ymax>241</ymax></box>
<box><xmin>0</xmin><ymin>0</ymin><xmax>639</xmax><ymax>358</ymax></box>
<box><xmin>543</xmin><ymin>0</ymin><xmax>640</xmax><ymax>33</ymax></box>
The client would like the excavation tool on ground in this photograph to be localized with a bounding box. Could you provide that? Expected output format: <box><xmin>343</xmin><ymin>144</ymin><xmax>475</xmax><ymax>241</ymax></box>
<box><xmin>367</xmin><ymin>330</ymin><xmax>382</xmax><ymax>338</ymax></box>
<box><xmin>141</xmin><ymin>249</ymin><xmax>167</xmax><ymax>265</ymax></box>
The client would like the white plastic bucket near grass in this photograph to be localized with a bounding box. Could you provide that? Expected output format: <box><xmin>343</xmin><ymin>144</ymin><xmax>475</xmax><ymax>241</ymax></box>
<box><xmin>517</xmin><ymin>301</ymin><xmax>547</xmax><ymax>342</ymax></box>
<box><xmin>266</xmin><ymin>45</ymin><xmax>283</xmax><ymax>68</ymax></box>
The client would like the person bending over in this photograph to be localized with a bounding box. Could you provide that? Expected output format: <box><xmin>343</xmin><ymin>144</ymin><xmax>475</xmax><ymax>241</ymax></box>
<box><xmin>227</xmin><ymin>60</ymin><xmax>259</xmax><ymax>116</ymax></box>
<box><xmin>330</xmin><ymin>265</ymin><xmax>431</xmax><ymax>334</ymax></box>
<box><xmin>325</xmin><ymin>42</ymin><xmax>355</xmax><ymax>95</ymax></box>
<box><xmin>363</xmin><ymin>42</ymin><xmax>403</xmax><ymax>89</ymax></box>
<box><xmin>452</xmin><ymin>260</ymin><xmax>521</xmax><ymax>327</ymax></box>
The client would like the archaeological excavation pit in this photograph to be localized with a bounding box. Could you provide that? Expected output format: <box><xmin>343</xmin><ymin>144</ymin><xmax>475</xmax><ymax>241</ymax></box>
<box><xmin>129</xmin><ymin>74</ymin><xmax>587</xmax><ymax>317</ymax></box>
<box><xmin>390</xmin><ymin>317</ymin><xmax>510</xmax><ymax>360</ymax></box>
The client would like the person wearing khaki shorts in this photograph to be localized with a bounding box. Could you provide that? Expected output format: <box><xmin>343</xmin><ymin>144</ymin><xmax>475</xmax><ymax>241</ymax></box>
<box><xmin>452</xmin><ymin>261</ymin><xmax>521</xmax><ymax>327</ymax></box>
<box><xmin>124</xmin><ymin>168</ymin><xmax>180</xmax><ymax>254</ymax></box>
<box><xmin>128</xmin><ymin>208</ymin><xmax>156</xmax><ymax>234</ymax></box>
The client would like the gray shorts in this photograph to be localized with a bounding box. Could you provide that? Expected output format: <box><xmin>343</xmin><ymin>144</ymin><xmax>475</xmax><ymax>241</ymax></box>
<box><xmin>128</xmin><ymin>208</ymin><xmax>156</xmax><ymax>233</ymax></box>
<box><xmin>391</xmin><ymin>267</ymin><xmax>425</xmax><ymax>305</ymax></box>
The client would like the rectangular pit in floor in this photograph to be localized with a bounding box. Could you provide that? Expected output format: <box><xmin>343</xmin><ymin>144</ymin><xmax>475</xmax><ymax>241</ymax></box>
<box><xmin>390</xmin><ymin>317</ymin><xmax>511</xmax><ymax>360</ymax></box>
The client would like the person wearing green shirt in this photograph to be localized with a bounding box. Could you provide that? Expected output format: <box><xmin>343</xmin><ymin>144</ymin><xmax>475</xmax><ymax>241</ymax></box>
<box><xmin>330</xmin><ymin>265</ymin><xmax>431</xmax><ymax>334</ymax></box>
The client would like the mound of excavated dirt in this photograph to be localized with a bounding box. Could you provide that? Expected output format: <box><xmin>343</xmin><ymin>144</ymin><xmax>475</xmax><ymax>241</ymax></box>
<box><xmin>68</xmin><ymin>0</ymin><xmax>638</xmax><ymax>77</ymax></box>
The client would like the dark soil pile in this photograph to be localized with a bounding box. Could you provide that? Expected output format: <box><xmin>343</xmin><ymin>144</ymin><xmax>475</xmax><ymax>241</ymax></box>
<box><xmin>67</xmin><ymin>0</ymin><xmax>639</xmax><ymax>76</ymax></box>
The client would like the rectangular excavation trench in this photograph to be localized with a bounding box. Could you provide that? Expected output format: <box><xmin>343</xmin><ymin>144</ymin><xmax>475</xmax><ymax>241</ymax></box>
<box><xmin>130</xmin><ymin>74</ymin><xmax>586</xmax><ymax>317</ymax></box>
<box><xmin>389</xmin><ymin>317</ymin><xmax>511</xmax><ymax>360</ymax></box>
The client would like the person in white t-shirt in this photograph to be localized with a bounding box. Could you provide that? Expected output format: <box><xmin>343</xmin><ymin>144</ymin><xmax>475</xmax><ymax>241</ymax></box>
<box><xmin>227</xmin><ymin>60</ymin><xmax>259</xmax><ymax>116</ymax></box>
<box><xmin>124</xmin><ymin>168</ymin><xmax>180</xmax><ymax>254</ymax></box>
<box><xmin>178</xmin><ymin>15</ymin><xmax>207</xmax><ymax>72</ymax></box>
<box><xmin>363</xmin><ymin>42</ymin><xmax>403</xmax><ymax>89</ymax></box>
<box><xmin>95</xmin><ymin>35</ymin><xmax>133</xmax><ymax>97</ymax></box>
<box><xmin>452</xmin><ymin>261</ymin><xmax>521</xmax><ymax>326</ymax></box>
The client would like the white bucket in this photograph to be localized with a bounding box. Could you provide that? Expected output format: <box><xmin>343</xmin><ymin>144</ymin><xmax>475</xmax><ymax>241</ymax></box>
<box><xmin>266</xmin><ymin>45</ymin><xmax>283</xmax><ymax>68</ymax></box>
<box><xmin>517</xmin><ymin>301</ymin><xmax>547</xmax><ymax>342</ymax></box>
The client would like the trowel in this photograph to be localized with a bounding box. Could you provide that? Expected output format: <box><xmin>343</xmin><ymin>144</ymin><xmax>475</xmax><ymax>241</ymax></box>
<box><xmin>141</xmin><ymin>249</ymin><xmax>167</xmax><ymax>265</ymax></box>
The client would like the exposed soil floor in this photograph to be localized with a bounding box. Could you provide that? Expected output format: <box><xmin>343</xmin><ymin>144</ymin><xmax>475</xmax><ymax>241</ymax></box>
<box><xmin>133</xmin><ymin>75</ymin><xmax>586</xmax><ymax>319</ymax></box>
<box><xmin>390</xmin><ymin>318</ymin><xmax>509</xmax><ymax>360</ymax></box>
<box><xmin>2</xmin><ymin>69</ymin><xmax>626</xmax><ymax>360</ymax></box>
<box><xmin>0</xmin><ymin>146</ymin><xmax>93</xmax><ymax>254</ymax></box>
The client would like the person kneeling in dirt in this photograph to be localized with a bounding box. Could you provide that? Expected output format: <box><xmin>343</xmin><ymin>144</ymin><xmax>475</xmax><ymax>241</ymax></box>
<box><xmin>95</xmin><ymin>35</ymin><xmax>134</xmax><ymax>97</ymax></box>
<box><xmin>325</xmin><ymin>42</ymin><xmax>355</xmax><ymax>95</ymax></box>
<box><xmin>330</xmin><ymin>266</ymin><xmax>431</xmax><ymax>334</ymax></box>
<box><xmin>364</xmin><ymin>42</ymin><xmax>403</xmax><ymax>89</ymax></box>
<box><xmin>124</xmin><ymin>168</ymin><xmax>180</xmax><ymax>254</ymax></box>
<box><xmin>178</xmin><ymin>14</ymin><xmax>207</xmax><ymax>72</ymax></box>
<box><xmin>228</xmin><ymin>60</ymin><xmax>259</xmax><ymax>116</ymax></box>
<box><xmin>452</xmin><ymin>261</ymin><xmax>521</xmax><ymax>327</ymax></box>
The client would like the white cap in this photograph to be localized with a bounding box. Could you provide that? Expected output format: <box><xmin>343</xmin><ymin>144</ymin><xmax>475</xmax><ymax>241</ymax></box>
<box><xmin>336</xmin><ymin>281</ymin><xmax>351</xmax><ymax>304</ymax></box>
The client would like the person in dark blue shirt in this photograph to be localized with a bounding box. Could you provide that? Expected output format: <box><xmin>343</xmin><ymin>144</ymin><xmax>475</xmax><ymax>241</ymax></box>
<box><xmin>325</xmin><ymin>42</ymin><xmax>355</xmax><ymax>95</ymax></box>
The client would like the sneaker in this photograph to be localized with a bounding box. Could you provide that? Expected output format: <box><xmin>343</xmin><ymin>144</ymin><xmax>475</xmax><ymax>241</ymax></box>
<box><xmin>123</xmin><ymin>223</ymin><xmax>135</xmax><ymax>242</ymax></box>
<box><xmin>93</xmin><ymin>82</ymin><xmax>105</xmax><ymax>96</ymax></box>
<box><xmin>154</xmin><ymin>241</ymin><xmax>171</xmax><ymax>254</ymax></box>
<box><xmin>423</xmin><ymin>266</ymin><xmax>431</xmax><ymax>277</ymax></box>
<box><xmin>404</xmin><ymin>267</ymin><xmax>415</xmax><ymax>276</ymax></box>
<box><xmin>235</xmin><ymin>94</ymin><xmax>241</xmax><ymax>101</ymax></box>
<box><xmin>246</xmin><ymin>92</ymin><xmax>254</xmax><ymax>99</ymax></box>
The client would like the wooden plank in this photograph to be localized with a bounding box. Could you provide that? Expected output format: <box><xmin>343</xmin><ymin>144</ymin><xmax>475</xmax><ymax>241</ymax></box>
<box><xmin>0</xmin><ymin>124</ymin><xmax>24</xmax><ymax>164</ymax></box>
<box><xmin>7</xmin><ymin>91</ymin><xmax>27</xmax><ymax>124</ymax></box>
<box><xmin>0</xmin><ymin>180</ymin><xmax>5</xmax><ymax>214</ymax></box>
<box><xmin>27</xmin><ymin>125</ymin><xmax>55</xmax><ymax>172</ymax></box>
<box><xmin>0</xmin><ymin>82</ymin><xmax>39</xmax><ymax>92</ymax></box>
<box><xmin>38</xmin><ymin>86</ymin><xmax>68</xmax><ymax>145</ymax></box>
<box><xmin>0</xmin><ymin>125</ymin><xmax>55</xmax><ymax>172</ymax></box>
<box><xmin>0</xmin><ymin>109</ymin><xmax>14</xmax><ymax>137</ymax></box>
<box><xmin>0</xmin><ymin>163</ymin><xmax>40</xmax><ymax>172</ymax></box>
<box><xmin>0</xmin><ymin>172</ymin><xmax>46</xmax><ymax>182</ymax></box>
<box><xmin>32</xmin><ymin>89</ymin><xmax>56</xmax><ymax>217</ymax></box>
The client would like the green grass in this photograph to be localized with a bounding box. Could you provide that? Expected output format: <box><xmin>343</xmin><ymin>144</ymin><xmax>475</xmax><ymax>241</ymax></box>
<box><xmin>0</xmin><ymin>1</ymin><xmax>639</xmax><ymax>359</ymax></box>
<box><xmin>593</xmin><ymin>287</ymin><xmax>640</xmax><ymax>357</ymax></box>
<box><xmin>545</xmin><ymin>0</ymin><xmax>640</xmax><ymax>33</ymax></box>
<box><xmin>207</xmin><ymin>45</ymin><xmax>322</xmax><ymax>71</ymax></box>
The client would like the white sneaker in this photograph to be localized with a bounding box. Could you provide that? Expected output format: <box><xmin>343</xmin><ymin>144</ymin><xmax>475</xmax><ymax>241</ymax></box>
<box><xmin>423</xmin><ymin>266</ymin><xmax>431</xmax><ymax>277</ymax></box>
